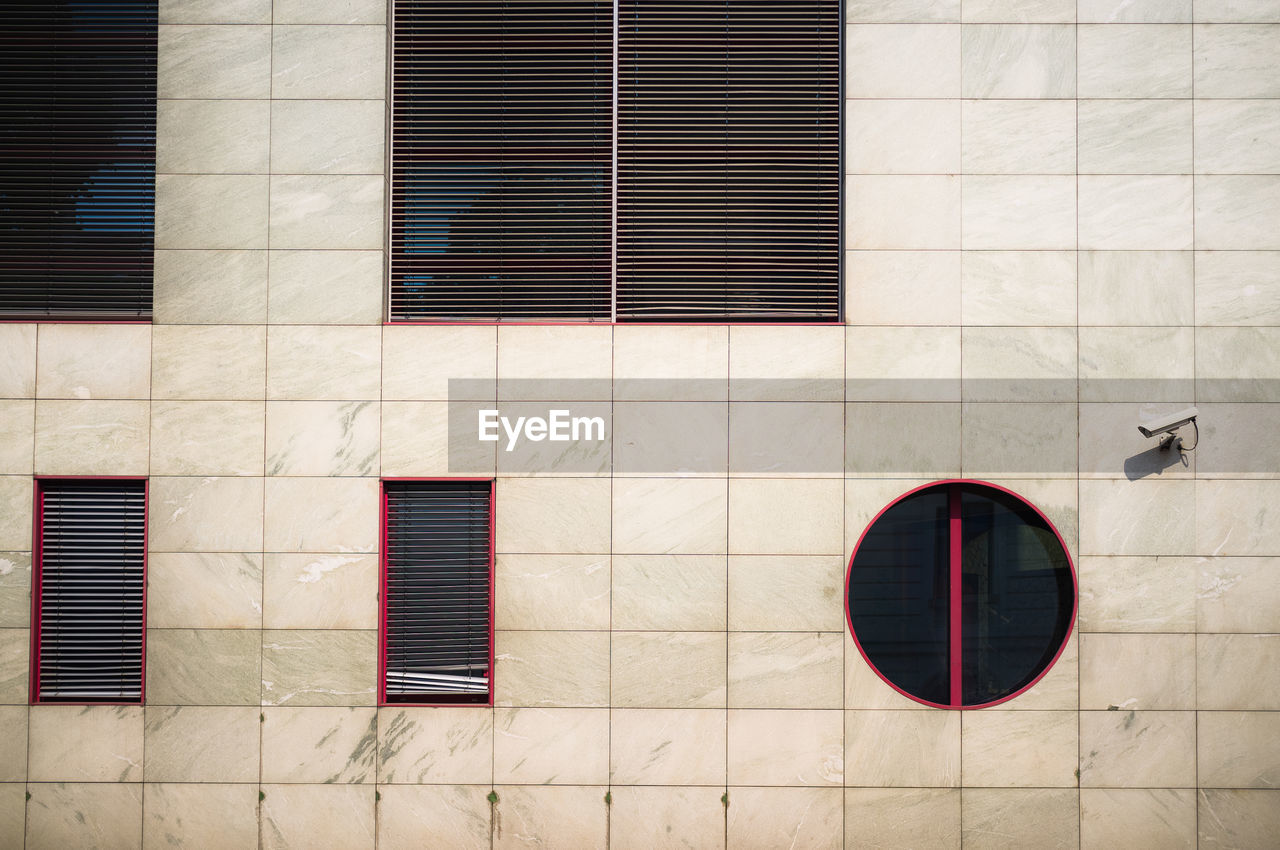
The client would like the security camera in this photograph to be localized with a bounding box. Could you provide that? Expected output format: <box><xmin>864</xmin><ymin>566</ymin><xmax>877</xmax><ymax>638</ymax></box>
<box><xmin>1138</xmin><ymin>407</ymin><xmax>1198</xmax><ymax>451</ymax></box>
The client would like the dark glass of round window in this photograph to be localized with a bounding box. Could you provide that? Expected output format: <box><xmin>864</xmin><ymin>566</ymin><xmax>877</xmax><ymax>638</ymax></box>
<box><xmin>846</xmin><ymin>481</ymin><xmax>1076</xmax><ymax>709</ymax></box>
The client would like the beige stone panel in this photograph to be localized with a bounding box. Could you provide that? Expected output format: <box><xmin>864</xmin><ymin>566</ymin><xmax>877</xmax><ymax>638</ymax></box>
<box><xmin>1079</xmin><ymin>479</ymin><xmax>1194</xmax><ymax>556</ymax></box>
<box><xmin>262</xmin><ymin>553</ymin><xmax>376</xmax><ymax>630</ymax></box>
<box><xmin>494</xmin><ymin>554</ymin><xmax>609</xmax><ymax>632</ymax></box>
<box><xmin>609</xmin><ymin>709</ymin><xmax>726</xmax><ymax>785</ymax></box>
<box><xmin>846</xmin><ymin>327</ymin><xmax>961</xmax><ymax>401</ymax></box>
<box><xmin>1199</xmin><ymin>789</ymin><xmax>1280</xmax><ymax>848</ymax></box>
<box><xmin>1081</xmin><ymin>789</ymin><xmax>1195</xmax><ymax>850</ymax></box>
<box><xmin>1080</xmin><ymin>0</ymin><xmax>1191</xmax><ymax>22</ymax></box>
<box><xmin>1199</xmin><ymin>712</ymin><xmax>1280</xmax><ymax>788</ymax></box>
<box><xmin>143</xmin><ymin>784</ymin><xmax>259</xmax><ymax>850</ymax></box>
<box><xmin>1079</xmin><ymin>710</ymin><xmax>1196</xmax><ymax>787</ymax></box>
<box><xmin>611</xmin><ymin>478</ymin><xmax>724</xmax><ymax>554</ymax></box>
<box><xmin>728</xmin><ymin>478</ymin><xmax>842</xmax><ymax>555</ymax></box>
<box><xmin>1198</xmin><ymin>479</ymin><xmax>1280</xmax><ymax>556</ymax></box>
<box><xmin>497</xmin><ymin>477</ymin><xmax>610</xmax><ymax>554</ymax></box>
<box><xmin>961</xmin><ymin>326</ymin><xmax>1076</xmax><ymax>401</ymax></box>
<box><xmin>376</xmin><ymin>785</ymin><xmax>489</xmax><ymax>850</ymax></box>
<box><xmin>36</xmin><ymin>324</ymin><xmax>150</xmax><ymax>400</ymax></box>
<box><xmin>1079</xmin><ymin>327</ymin><xmax>1194</xmax><ymax>401</ymax></box>
<box><xmin>157</xmin><ymin>99</ymin><xmax>269</xmax><ymax>174</ymax></box>
<box><xmin>1195</xmin><ymin>251</ymin><xmax>1280</xmax><ymax>326</ymax></box>
<box><xmin>146</xmin><ymin>629</ymin><xmax>260</xmax><ymax>705</ymax></box>
<box><xmin>845</xmin><ymin>710</ymin><xmax>961</xmax><ymax>787</ymax></box>
<box><xmin>1079</xmin><ymin>402</ymin><xmax>1198</xmax><ymax>480</ymax></box>
<box><xmin>1078</xmin><ymin>24</ymin><xmax>1193</xmax><ymax>97</ymax></box>
<box><xmin>846</xmin><ymin>402</ymin><xmax>962</xmax><ymax>477</ymax></box>
<box><xmin>383</xmin><ymin>325</ymin><xmax>496</xmax><ymax>401</ymax></box>
<box><xmin>728</xmin><ymin>632</ymin><xmax>842</xmax><ymax>709</ymax></box>
<box><xmin>0</xmin><ymin>325</ymin><xmax>36</xmax><ymax>397</ymax></box>
<box><xmin>265</xmin><ymin>401</ymin><xmax>379</xmax><ymax>477</ymax></box>
<box><xmin>982</xmin><ymin>476</ymin><xmax>1079</xmax><ymax>562</ymax></box>
<box><xmin>25</xmin><ymin>783</ymin><xmax>142</xmax><ymax>850</ymax></box>
<box><xmin>1196</xmin><ymin>176</ymin><xmax>1280</xmax><ymax>250</ymax></box>
<box><xmin>1199</xmin><ymin>556</ymin><xmax>1280</xmax><ymax>632</ymax></box>
<box><xmin>158</xmin><ymin>24</ymin><xmax>270</xmax><ymax>98</ymax></box>
<box><xmin>612</xmin><ymin>632</ymin><xmax>726</xmax><ymax>709</ymax></box>
<box><xmin>728</xmin><ymin>401</ymin><xmax>841</xmax><ymax>476</ymax></box>
<box><xmin>962</xmin><ymin>100</ymin><xmax>1075</xmax><ymax>175</ymax></box>
<box><xmin>380</xmin><ymin>401</ymin><xmax>478</xmax><ymax>477</ymax></box>
<box><xmin>28</xmin><ymin>705</ymin><xmax>142</xmax><ymax>782</ymax></box>
<box><xmin>495</xmin><ymin>325</ymin><xmax>612</xmax><ymax>400</ymax></box>
<box><xmin>612</xmin><ymin>400</ymin><xmax>726</xmax><ymax>475</ymax></box>
<box><xmin>160</xmin><ymin>0</ymin><xmax>270</xmax><ymax>23</ymax></box>
<box><xmin>846</xmin><ymin>99</ymin><xmax>961</xmax><ymax>174</ymax></box>
<box><xmin>260</xmin><ymin>785</ymin><xmax>375</xmax><ymax>850</ymax></box>
<box><xmin>962</xmin><ymin>711</ymin><xmax>1078</xmax><ymax>787</ymax></box>
<box><xmin>1196</xmin><ymin>1</ymin><xmax>1280</xmax><ymax>21</ymax></box>
<box><xmin>1078</xmin><ymin>250</ymin><xmax>1194</xmax><ymax>326</ymax></box>
<box><xmin>0</xmin><ymin>628</ymin><xmax>28</xmax><ymax>703</ymax></box>
<box><xmin>156</xmin><ymin>174</ymin><xmax>269</xmax><ymax>250</ymax></box>
<box><xmin>261</xmin><ymin>629</ymin><xmax>376</xmax><ymax>706</ymax></box>
<box><xmin>1078</xmin><ymin>100</ymin><xmax>1193</xmax><ymax>175</ymax></box>
<box><xmin>847</xmin><ymin>175</ymin><xmax>961</xmax><ymax>249</ymax></box>
<box><xmin>728</xmin><ymin>556</ymin><xmax>845</xmax><ymax>633</ymax></box>
<box><xmin>612</xmin><ymin>786</ymin><xmax>726</xmax><ymax>850</ymax></box>
<box><xmin>1079</xmin><ymin>175</ymin><xmax>1194</xmax><ymax>250</ymax></box>
<box><xmin>148</xmin><ymin>552</ymin><xmax>262</xmax><ymax>630</ymax></box>
<box><xmin>271</xmin><ymin>101</ymin><xmax>385</xmax><ymax>175</ymax></box>
<box><xmin>149</xmin><ymin>476</ymin><xmax>264</xmax><ymax>552</ymax></box>
<box><xmin>728</xmin><ymin>709</ymin><xmax>843</xmax><ymax>786</ymax></box>
<box><xmin>961</xmin><ymin>789</ymin><xmax>1079</xmax><ymax>850</ymax></box>
<box><xmin>963</xmin><ymin>175</ymin><xmax>1076</xmax><ymax>250</ymax></box>
<box><xmin>266</xmin><ymin>325</ymin><xmax>381</xmax><ymax>401</ymax></box>
<box><xmin>848</xmin><ymin>0</ymin><xmax>960</xmax><ymax>22</ymax></box>
<box><xmin>960</xmin><ymin>402</ymin><xmax>1076</xmax><ymax>477</ymax></box>
<box><xmin>152</xmin><ymin>325</ymin><xmax>266</xmax><ymax>400</ymax></box>
<box><xmin>495</xmin><ymin>630</ymin><xmax>608</xmax><ymax>708</ymax></box>
<box><xmin>1198</xmin><ymin>634</ymin><xmax>1280</xmax><ymax>709</ymax></box>
<box><xmin>492</xmin><ymin>786</ymin><xmax>606</xmax><ymax>850</ymax></box>
<box><xmin>0</xmin><ymin>707</ymin><xmax>25</xmax><ymax>781</ymax></box>
<box><xmin>377</xmin><ymin>707</ymin><xmax>493</xmax><ymax>784</ymax></box>
<box><xmin>846</xmin><ymin>788</ymin><xmax>961</xmax><ymax>850</ymax></box>
<box><xmin>0</xmin><ymin>402</ymin><xmax>33</xmax><ymax>475</ymax></box>
<box><xmin>492</xmin><ymin>707</ymin><xmax>608</xmax><ymax>784</ymax></box>
<box><xmin>1194</xmin><ymin>24</ymin><xmax>1280</xmax><ymax>97</ymax></box>
<box><xmin>962</xmin><ymin>0</ymin><xmax>1075</xmax><ymax>22</ymax></box>
<box><xmin>153</xmin><ymin>249</ymin><xmax>268</xmax><ymax>324</ymax></box>
<box><xmin>845</xmin><ymin>24</ymin><xmax>961</xmax><ymax>97</ymax></box>
<box><xmin>1004</xmin><ymin>632</ymin><xmax>1078</xmax><ymax>711</ymax></box>
<box><xmin>726</xmin><ymin>787</ymin><xmax>841</xmax><ymax>850</ymax></box>
<box><xmin>274</xmin><ymin>0</ymin><xmax>385</xmax><ymax>23</ymax></box>
<box><xmin>143</xmin><ymin>705</ymin><xmax>260</xmax><ymax>782</ymax></box>
<box><xmin>261</xmin><ymin>706</ymin><xmax>377</xmax><ymax>783</ymax></box>
<box><xmin>150</xmin><ymin>401</ymin><xmax>265</xmax><ymax>476</ymax></box>
<box><xmin>1196</xmin><ymin>101</ymin><xmax>1280</xmax><ymax>174</ymax></box>
<box><xmin>614</xmin><ymin>325</ymin><xmax>727</xmax><ymax>399</ymax></box>
<box><xmin>269</xmin><ymin>175</ymin><xmax>384</xmax><ymax>250</ymax></box>
<box><xmin>1080</xmin><ymin>634</ymin><xmax>1195</xmax><ymax>709</ymax></box>
<box><xmin>0</xmin><ymin>552</ymin><xmax>31</xmax><ymax>628</ymax></box>
<box><xmin>844</xmin><ymin>251</ymin><xmax>961</xmax><ymax>326</ymax></box>
<box><xmin>267</xmin><ymin>250</ymin><xmax>382</xmax><ymax>324</ymax></box>
<box><xmin>271</xmin><ymin>25</ymin><xmax>386</xmax><ymax>99</ymax></box>
<box><xmin>962</xmin><ymin>25</ymin><xmax>1075</xmax><ymax>97</ymax></box>
<box><xmin>1196</xmin><ymin>327</ymin><xmax>1280</xmax><ymax>400</ymax></box>
<box><xmin>263</xmin><ymin>477</ymin><xmax>378</xmax><ymax>553</ymax></box>
<box><xmin>961</xmin><ymin>251</ymin><xmax>1075</xmax><ymax>325</ymax></box>
<box><xmin>33</xmin><ymin>400</ymin><xmax>149</xmax><ymax>476</ymax></box>
<box><xmin>610</xmin><ymin>554</ymin><xmax>722</xmax><ymax>631</ymax></box>
<box><xmin>0</xmin><ymin>783</ymin><xmax>24</xmax><ymax>848</ymax></box>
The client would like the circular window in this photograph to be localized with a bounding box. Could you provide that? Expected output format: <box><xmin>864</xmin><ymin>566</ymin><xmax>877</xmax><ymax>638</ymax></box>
<box><xmin>846</xmin><ymin>481</ymin><xmax>1076</xmax><ymax>709</ymax></box>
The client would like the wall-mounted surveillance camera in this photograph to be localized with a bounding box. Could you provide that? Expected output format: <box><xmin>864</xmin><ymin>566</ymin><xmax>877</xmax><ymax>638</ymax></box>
<box><xmin>1138</xmin><ymin>406</ymin><xmax>1198</xmax><ymax>451</ymax></box>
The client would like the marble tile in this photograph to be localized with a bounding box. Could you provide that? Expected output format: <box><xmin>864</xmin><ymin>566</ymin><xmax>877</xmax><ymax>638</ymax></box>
<box><xmin>961</xmin><ymin>789</ymin><xmax>1079</xmax><ymax>850</ymax></box>
<box><xmin>380</xmin><ymin>401</ymin><xmax>475</xmax><ymax>477</ymax></box>
<box><xmin>844</xmin><ymin>251</ymin><xmax>962</xmax><ymax>326</ymax></box>
<box><xmin>151</xmin><ymin>324</ymin><xmax>266</xmax><ymax>400</ymax></box>
<box><xmin>157</xmin><ymin>99</ymin><xmax>269</xmax><ymax>174</ymax></box>
<box><xmin>1196</xmin><ymin>176</ymin><xmax>1280</xmax><ymax>250</ymax></box>
<box><xmin>146</xmin><ymin>628</ymin><xmax>261</xmax><ymax>705</ymax></box>
<box><xmin>727</xmin><ymin>555</ymin><xmax>845</xmax><ymax>632</ymax></box>
<box><xmin>963</xmin><ymin>251</ymin><xmax>1076</xmax><ymax>326</ymax></box>
<box><xmin>726</xmin><ymin>787</ymin><xmax>841</xmax><ymax>850</ymax></box>
<box><xmin>1199</xmin><ymin>556</ymin><xmax>1280</xmax><ymax>632</ymax></box>
<box><xmin>1078</xmin><ymin>556</ymin><xmax>1196</xmax><ymax>632</ymax></box>
<box><xmin>1196</xmin><ymin>1</ymin><xmax>1280</xmax><ymax>22</ymax></box>
<box><xmin>1078</xmin><ymin>250</ymin><xmax>1194</xmax><ymax>326</ymax></box>
<box><xmin>1198</xmin><ymin>712</ymin><xmax>1280</xmax><ymax>788</ymax></box>
<box><xmin>0</xmin><ymin>402</ymin><xmax>33</xmax><ymax>475</ymax></box>
<box><xmin>272</xmin><ymin>25</ymin><xmax>386</xmax><ymax>99</ymax></box>
<box><xmin>1078</xmin><ymin>24</ymin><xmax>1193</xmax><ymax>97</ymax></box>
<box><xmin>846</xmin><ymin>402</ymin><xmax>963</xmax><ymax>477</ymax></box>
<box><xmin>1006</xmin><ymin>632</ymin><xmax>1079</xmax><ymax>711</ymax></box>
<box><xmin>143</xmin><ymin>705</ymin><xmax>260</xmax><ymax>781</ymax></box>
<box><xmin>492</xmin><ymin>786</ymin><xmax>606</xmax><ymax>850</ymax></box>
<box><xmin>274</xmin><ymin>0</ymin><xmax>385</xmax><ymax>23</ymax></box>
<box><xmin>846</xmin><ymin>788</ymin><xmax>961</xmax><ymax>850</ymax></box>
<box><xmin>1079</xmin><ymin>479</ymin><xmax>1194</xmax><ymax>556</ymax></box>
<box><xmin>143</xmin><ymin>784</ymin><xmax>260</xmax><ymax>850</ymax></box>
<box><xmin>268</xmin><ymin>250</ymin><xmax>383</xmax><ymax>324</ymax></box>
<box><xmin>493</xmin><ymin>554</ymin><xmax>610</xmax><ymax>634</ymax></box>
<box><xmin>612</xmin><ymin>631</ymin><xmax>726</xmax><ymax>708</ymax></box>
<box><xmin>26</xmin><ymin>705</ymin><xmax>140</xmax><ymax>782</ymax></box>
<box><xmin>376</xmin><ymin>785</ymin><xmax>490</xmax><ymax>850</ymax></box>
<box><xmin>1079</xmin><ymin>176</ymin><xmax>1194</xmax><ymax>250</ymax></box>
<box><xmin>495</xmin><ymin>326</ymin><xmax>612</xmax><ymax>400</ymax></box>
<box><xmin>262</xmin><ymin>706</ymin><xmax>377</xmax><ymax>783</ymax></box>
<box><xmin>160</xmin><ymin>0</ymin><xmax>270</xmax><ymax>23</ymax></box>
<box><xmin>1197</xmin><ymin>402</ymin><xmax>1280</xmax><ymax>477</ymax></box>
<box><xmin>847</xmin><ymin>0</ymin><xmax>960</xmax><ymax>22</ymax></box>
<box><xmin>1198</xmin><ymin>478</ymin><xmax>1280</xmax><ymax>555</ymax></box>
<box><xmin>271</xmin><ymin>101</ymin><xmax>385</xmax><ymax>175</ymax></box>
<box><xmin>609</xmin><ymin>709</ymin><xmax>726</xmax><ymax>785</ymax></box>
<box><xmin>262</xmin><ymin>553</ymin><xmax>376</xmax><ymax>630</ymax></box>
<box><xmin>961</xmin><ymin>326</ymin><xmax>1076</xmax><ymax>402</ymax></box>
<box><xmin>149</xmin><ymin>476</ymin><xmax>264</xmax><ymax>552</ymax></box>
<box><xmin>153</xmin><ymin>249</ymin><xmax>268</xmax><ymax>324</ymax></box>
<box><xmin>962</xmin><ymin>711</ymin><xmax>1078</xmax><ymax>786</ymax></box>
<box><xmin>1079</xmin><ymin>0</ymin><xmax>1191</xmax><ymax>22</ymax></box>
<box><xmin>497</xmin><ymin>477</ymin><xmax>610</xmax><ymax>554</ymax></box>
<box><xmin>612</xmin><ymin>786</ymin><xmax>726</xmax><ymax>850</ymax></box>
<box><xmin>728</xmin><ymin>632</ymin><xmax>842</xmax><ymax>709</ymax></box>
<box><xmin>612</xmin><ymin>478</ymin><xmax>726</xmax><ymax>554</ymax></box>
<box><xmin>1194</xmin><ymin>23</ymin><xmax>1280</xmax><ymax>97</ymax></box>
<box><xmin>962</xmin><ymin>100</ymin><xmax>1076</xmax><ymax>174</ymax></box>
<box><xmin>0</xmin><ymin>552</ymin><xmax>31</xmax><ymax>628</ymax></box>
<box><xmin>613</xmin><ymin>400</ymin><xmax>727</xmax><ymax>474</ymax></box>
<box><xmin>156</xmin><ymin>174</ymin><xmax>269</xmax><ymax>249</ymax></box>
<box><xmin>845</xmin><ymin>630</ymin><xmax>938</xmax><ymax>710</ymax></box>
<box><xmin>493</xmin><ymin>707</ymin><xmax>608</xmax><ymax>785</ymax></box>
<box><xmin>265</xmin><ymin>401</ymin><xmax>379</xmax><ymax>476</ymax></box>
<box><xmin>1198</xmin><ymin>789</ymin><xmax>1280</xmax><ymax>847</ymax></box>
<box><xmin>148</xmin><ymin>552</ymin><xmax>263</xmax><ymax>629</ymax></box>
<box><xmin>269</xmin><ymin>326</ymin><xmax>378</xmax><ymax>402</ymax></box>
<box><xmin>1080</xmin><ymin>789</ymin><xmax>1195</xmax><ymax>850</ymax></box>
<box><xmin>263</xmin><ymin>477</ymin><xmax>378</xmax><ymax>553</ymax></box>
<box><xmin>963</xmin><ymin>0</ymin><xmax>1074</xmax><ymax>21</ymax></box>
<box><xmin>261</xmin><ymin>629</ymin><xmax>376</xmax><ymax>706</ymax></box>
<box><xmin>728</xmin><ymin>401</ymin><xmax>842</xmax><ymax>475</ymax></box>
<box><xmin>0</xmin><ymin>785</ymin><xmax>23</xmax><ymax>845</ymax></box>
<box><xmin>961</xmin><ymin>402</ymin><xmax>1077</xmax><ymax>477</ymax></box>
<box><xmin>845</xmin><ymin>25</ymin><xmax>962</xmax><ymax>97</ymax></box>
<box><xmin>36</xmin><ymin>324</ymin><xmax>151</xmax><ymax>399</ymax></box>
<box><xmin>1079</xmin><ymin>710</ymin><xmax>1196</xmax><ymax>787</ymax></box>
<box><xmin>611</xmin><ymin>555</ymin><xmax>724</xmax><ymax>631</ymax></box>
<box><xmin>33</xmin><ymin>400</ymin><xmax>148</xmax><ymax>476</ymax></box>
<box><xmin>1196</xmin><ymin>327</ymin><xmax>1280</xmax><ymax>400</ymax></box>
<box><xmin>962</xmin><ymin>25</ymin><xmax>1075</xmax><ymax>98</ymax></box>
<box><xmin>846</xmin><ymin>327</ymin><xmax>961</xmax><ymax>401</ymax></box>
<box><xmin>728</xmin><ymin>709</ymin><xmax>843</xmax><ymax>786</ymax></box>
<box><xmin>846</xmin><ymin>99</ymin><xmax>961</xmax><ymax>174</ymax></box>
<box><xmin>728</xmin><ymin>478</ymin><xmax>843</xmax><ymax>555</ymax></box>
<box><xmin>1195</xmin><ymin>251</ymin><xmax>1280</xmax><ymax>326</ymax></box>
<box><xmin>1195</xmin><ymin>100</ymin><xmax>1280</xmax><ymax>174</ymax></box>
<box><xmin>25</xmin><ymin>783</ymin><xmax>142</xmax><ymax>850</ymax></box>
<box><xmin>158</xmin><ymin>24</ymin><xmax>271</xmax><ymax>98</ymax></box>
<box><xmin>260</xmin><ymin>785</ymin><xmax>375</xmax><ymax>850</ymax></box>
<box><xmin>378</xmin><ymin>707</ymin><xmax>493</xmax><ymax>784</ymax></box>
<box><xmin>0</xmin><ymin>628</ymin><xmax>27</xmax><ymax>703</ymax></box>
<box><xmin>0</xmin><ymin>325</ymin><xmax>36</xmax><ymax>397</ymax></box>
<box><xmin>495</xmin><ymin>630</ymin><xmax>608</xmax><ymax>708</ymax></box>
<box><xmin>1078</xmin><ymin>100</ymin><xmax>1193</xmax><ymax>174</ymax></box>
<box><xmin>1198</xmin><ymin>633</ymin><xmax>1280</xmax><ymax>709</ymax></box>
<box><xmin>963</xmin><ymin>175</ymin><xmax>1076</xmax><ymax>250</ymax></box>
<box><xmin>269</xmin><ymin>175</ymin><xmax>383</xmax><ymax>250</ymax></box>
<box><xmin>1079</xmin><ymin>327</ymin><xmax>1194</xmax><ymax>401</ymax></box>
<box><xmin>383</xmin><ymin>325</ymin><xmax>496</xmax><ymax>401</ymax></box>
<box><xmin>613</xmin><ymin>325</ymin><xmax>727</xmax><ymax>399</ymax></box>
<box><xmin>845</xmin><ymin>710</ymin><xmax>961</xmax><ymax>786</ymax></box>
<box><xmin>150</xmin><ymin>401</ymin><xmax>265</xmax><ymax>476</ymax></box>
<box><xmin>848</xmin><ymin>175</ymin><xmax>961</xmax><ymax>249</ymax></box>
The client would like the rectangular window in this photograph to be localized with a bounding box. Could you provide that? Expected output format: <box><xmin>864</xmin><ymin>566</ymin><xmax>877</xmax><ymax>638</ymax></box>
<box><xmin>32</xmin><ymin>479</ymin><xmax>147</xmax><ymax>704</ymax></box>
<box><xmin>0</xmin><ymin>1</ymin><xmax>158</xmax><ymax>320</ymax></box>
<box><xmin>381</xmin><ymin>479</ymin><xmax>494</xmax><ymax>705</ymax></box>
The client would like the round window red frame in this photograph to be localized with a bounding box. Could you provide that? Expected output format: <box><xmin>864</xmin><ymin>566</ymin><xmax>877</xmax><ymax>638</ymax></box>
<box><xmin>844</xmin><ymin>479</ymin><xmax>1079</xmax><ymax>710</ymax></box>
